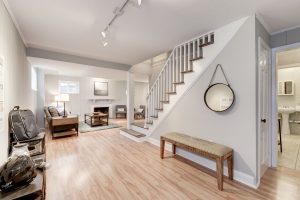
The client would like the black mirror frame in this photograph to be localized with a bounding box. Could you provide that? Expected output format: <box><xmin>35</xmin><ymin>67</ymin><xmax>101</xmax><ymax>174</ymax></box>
<box><xmin>204</xmin><ymin>83</ymin><xmax>235</xmax><ymax>112</ymax></box>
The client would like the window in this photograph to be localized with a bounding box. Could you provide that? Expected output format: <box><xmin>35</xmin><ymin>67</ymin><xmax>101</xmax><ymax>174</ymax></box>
<box><xmin>31</xmin><ymin>67</ymin><xmax>37</xmax><ymax>91</ymax></box>
<box><xmin>59</xmin><ymin>81</ymin><xmax>80</xmax><ymax>94</ymax></box>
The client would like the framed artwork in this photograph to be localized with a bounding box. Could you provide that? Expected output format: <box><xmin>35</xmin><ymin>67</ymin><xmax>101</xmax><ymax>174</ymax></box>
<box><xmin>94</xmin><ymin>81</ymin><xmax>108</xmax><ymax>96</ymax></box>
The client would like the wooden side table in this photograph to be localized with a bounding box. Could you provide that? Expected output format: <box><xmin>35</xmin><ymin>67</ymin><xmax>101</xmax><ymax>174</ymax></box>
<box><xmin>51</xmin><ymin>115</ymin><xmax>79</xmax><ymax>139</ymax></box>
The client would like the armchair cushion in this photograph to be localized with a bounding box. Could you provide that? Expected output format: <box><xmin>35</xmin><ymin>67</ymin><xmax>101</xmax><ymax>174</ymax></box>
<box><xmin>48</xmin><ymin>106</ymin><xmax>60</xmax><ymax>117</ymax></box>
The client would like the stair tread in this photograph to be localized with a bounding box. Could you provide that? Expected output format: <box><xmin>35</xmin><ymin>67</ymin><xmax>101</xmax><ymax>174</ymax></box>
<box><xmin>199</xmin><ymin>41</ymin><xmax>214</xmax><ymax>47</ymax></box>
<box><xmin>160</xmin><ymin>100</ymin><xmax>169</xmax><ymax>103</ymax></box>
<box><xmin>166</xmin><ymin>91</ymin><xmax>176</xmax><ymax>94</ymax></box>
<box><xmin>181</xmin><ymin>70</ymin><xmax>194</xmax><ymax>73</ymax></box>
<box><xmin>155</xmin><ymin>108</ymin><xmax>163</xmax><ymax>111</ymax></box>
<box><xmin>120</xmin><ymin>128</ymin><xmax>146</xmax><ymax>138</ymax></box>
<box><xmin>131</xmin><ymin>122</ymin><xmax>148</xmax><ymax>130</ymax></box>
<box><xmin>173</xmin><ymin>82</ymin><xmax>184</xmax><ymax>84</ymax></box>
<box><xmin>150</xmin><ymin>115</ymin><xmax>158</xmax><ymax>118</ymax></box>
<box><xmin>190</xmin><ymin>56</ymin><xmax>203</xmax><ymax>62</ymax></box>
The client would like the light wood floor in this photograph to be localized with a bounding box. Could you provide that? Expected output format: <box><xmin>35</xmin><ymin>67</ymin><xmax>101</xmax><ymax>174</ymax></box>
<box><xmin>46</xmin><ymin>120</ymin><xmax>300</xmax><ymax>200</ymax></box>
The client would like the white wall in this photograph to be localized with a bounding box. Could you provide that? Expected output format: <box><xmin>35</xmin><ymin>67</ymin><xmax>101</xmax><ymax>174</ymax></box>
<box><xmin>0</xmin><ymin>1</ymin><xmax>37</xmax><ymax>164</ymax></box>
<box><xmin>134</xmin><ymin>82</ymin><xmax>148</xmax><ymax>108</ymax></box>
<box><xmin>45</xmin><ymin>75</ymin><xmax>130</xmax><ymax>120</ymax></box>
<box><xmin>277</xmin><ymin>67</ymin><xmax>300</xmax><ymax>107</ymax></box>
<box><xmin>150</xmin><ymin>17</ymin><xmax>257</xmax><ymax>186</ymax></box>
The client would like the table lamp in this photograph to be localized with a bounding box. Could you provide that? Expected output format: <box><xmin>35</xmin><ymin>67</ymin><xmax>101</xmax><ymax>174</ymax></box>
<box><xmin>54</xmin><ymin>95</ymin><xmax>60</xmax><ymax>107</ymax></box>
<box><xmin>60</xmin><ymin>94</ymin><xmax>69</xmax><ymax>117</ymax></box>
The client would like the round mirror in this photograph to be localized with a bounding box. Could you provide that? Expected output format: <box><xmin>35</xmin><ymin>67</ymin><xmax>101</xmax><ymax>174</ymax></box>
<box><xmin>204</xmin><ymin>83</ymin><xmax>235</xmax><ymax>112</ymax></box>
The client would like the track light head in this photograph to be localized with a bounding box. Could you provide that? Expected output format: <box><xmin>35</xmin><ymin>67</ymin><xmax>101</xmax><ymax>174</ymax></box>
<box><xmin>137</xmin><ymin>0</ymin><xmax>142</xmax><ymax>6</ymax></box>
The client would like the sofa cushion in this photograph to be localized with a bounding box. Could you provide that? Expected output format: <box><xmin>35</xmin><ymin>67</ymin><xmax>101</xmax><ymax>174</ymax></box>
<box><xmin>44</xmin><ymin>107</ymin><xmax>51</xmax><ymax>118</ymax></box>
<box><xmin>48</xmin><ymin>106</ymin><xmax>60</xmax><ymax>117</ymax></box>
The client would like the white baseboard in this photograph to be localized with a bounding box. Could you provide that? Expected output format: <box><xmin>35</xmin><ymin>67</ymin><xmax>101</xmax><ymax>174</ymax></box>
<box><xmin>147</xmin><ymin>137</ymin><xmax>257</xmax><ymax>189</ymax></box>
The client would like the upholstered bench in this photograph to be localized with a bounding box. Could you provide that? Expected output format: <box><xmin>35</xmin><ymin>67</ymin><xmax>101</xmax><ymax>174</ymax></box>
<box><xmin>160</xmin><ymin>132</ymin><xmax>233</xmax><ymax>190</ymax></box>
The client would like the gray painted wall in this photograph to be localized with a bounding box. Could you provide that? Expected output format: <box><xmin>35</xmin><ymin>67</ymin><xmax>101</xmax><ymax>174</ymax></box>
<box><xmin>150</xmin><ymin>17</ymin><xmax>257</xmax><ymax>183</ymax></box>
<box><xmin>0</xmin><ymin>1</ymin><xmax>37</xmax><ymax>164</ymax></box>
<box><xmin>271</xmin><ymin>27</ymin><xmax>300</xmax><ymax>48</ymax></box>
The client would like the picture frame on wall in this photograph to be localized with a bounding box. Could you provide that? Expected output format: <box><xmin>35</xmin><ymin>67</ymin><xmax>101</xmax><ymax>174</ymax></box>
<box><xmin>94</xmin><ymin>81</ymin><xmax>108</xmax><ymax>96</ymax></box>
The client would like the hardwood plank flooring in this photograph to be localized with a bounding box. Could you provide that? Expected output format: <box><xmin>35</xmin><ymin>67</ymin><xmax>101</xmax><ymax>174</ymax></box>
<box><xmin>46</xmin><ymin>121</ymin><xmax>300</xmax><ymax>200</ymax></box>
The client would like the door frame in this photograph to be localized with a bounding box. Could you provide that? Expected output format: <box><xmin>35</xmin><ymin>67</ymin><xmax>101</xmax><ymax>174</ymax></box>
<box><xmin>270</xmin><ymin>41</ymin><xmax>300</xmax><ymax>167</ymax></box>
<box><xmin>257</xmin><ymin>37</ymin><xmax>272</xmax><ymax>182</ymax></box>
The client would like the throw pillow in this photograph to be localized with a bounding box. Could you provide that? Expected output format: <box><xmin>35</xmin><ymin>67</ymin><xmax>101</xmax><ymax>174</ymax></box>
<box><xmin>117</xmin><ymin>108</ymin><xmax>125</xmax><ymax>112</ymax></box>
<box><xmin>137</xmin><ymin>108</ymin><xmax>143</xmax><ymax>113</ymax></box>
<box><xmin>58</xmin><ymin>108</ymin><xmax>69</xmax><ymax>116</ymax></box>
<box><xmin>48</xmin><ymin>106</ymin><xmax>60</xmax><ymax>117</ymax></box>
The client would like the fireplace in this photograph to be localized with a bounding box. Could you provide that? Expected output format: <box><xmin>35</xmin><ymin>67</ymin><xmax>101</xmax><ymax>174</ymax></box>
<box><xmin>94</xmin><ymin>107</ymin><xmax>109</xmax><ymax>116</ymax></box>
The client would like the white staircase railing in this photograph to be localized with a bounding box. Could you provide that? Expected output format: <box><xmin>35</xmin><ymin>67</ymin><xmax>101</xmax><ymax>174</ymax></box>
<box><xmin>145</xmin><ymin>33</ymin><xmax>214</xmax><ymax>127</ymax></box>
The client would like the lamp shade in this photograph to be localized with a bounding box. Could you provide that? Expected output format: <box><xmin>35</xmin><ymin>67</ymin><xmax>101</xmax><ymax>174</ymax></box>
<box><xmin>60</xmin><ymin>94</ymin><xmax>69</xmax><ymax>102</ymax></box>
<box><xmin>54</xmin><ymin>95</ymin><xmax>60</xmax><ymax>101</ymax></box>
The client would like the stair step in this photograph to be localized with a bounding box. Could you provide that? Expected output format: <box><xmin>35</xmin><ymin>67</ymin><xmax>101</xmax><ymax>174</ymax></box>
<box><xmin>150</xmin><ymin>115</ymin><xmax>158</xmax><ymax>118</ymax></box>
<box><xmin>190</xmin><ymin>56</ymin><xmax>203</xmax><ymax>62</ymax></box>
<box><xmin>173</xmin><ymin>82</ymin><xmax>184</xmax><ymax>85</ymax></box>
<box><xmin>146</xmin><ymin>121</ymin><xmax>153</xmax><ymax>125</ymax></box>
<box><xmin>120</xmin><ymin>128</ymin><xmax>146</xmax><ymax>138</ymax></box>
<box><xmin>131</xmin><ymin>122</ymin><xmax>148</xmax><ymax>130</ymax></box>
<box><xmin>155</xmin><ymin>108</ymin><xmax>163</xmax><ymax>111</ymax></box>
<box><xmin>160</xmin><ymin>100</ymin><xmax>169</xmax><ymax>103</ymax></box>
<box><xmin>199</xmin><ymin>41</ymin><xmax>214</xmax><ymax>47</ymax></box>
<box><xmin>166</xmin><ymin>91</ymin><xmax>176</xmax><ymax>95</ymax></box>
<box><xmin>181</xmin><ymin>70</ymin><xmax>194</xmax><ymax>73</ymax></box>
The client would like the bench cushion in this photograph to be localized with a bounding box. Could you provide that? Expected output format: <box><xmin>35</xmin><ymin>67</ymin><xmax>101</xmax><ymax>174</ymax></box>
<box><xmin>162</xmin><ymin>132</ymin><xmax>232</xmax><ymax>157</ymax></box>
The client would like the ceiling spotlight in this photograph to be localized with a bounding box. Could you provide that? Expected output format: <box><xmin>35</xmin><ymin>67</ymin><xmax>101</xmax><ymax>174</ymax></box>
<box><xmin>103</xmin><ymin>41</ymin><xmax>108</xmax><ymax>47</ymax></box>
<box><xmin>101</xmin><ymin>31</ymin><xmax>106</xmax><ymax>38</ymax></box>
<box><xmin>137</xmin><ymin>0</ymin><xmax>142</xmax><ymax>6</ymax></box>
<box><xmin>101</xmin><ymin>26</ymin><xmax>109</xmax><ymax>38</ymax></box>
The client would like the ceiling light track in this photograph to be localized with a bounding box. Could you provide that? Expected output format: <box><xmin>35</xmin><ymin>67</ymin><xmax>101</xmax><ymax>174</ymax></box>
<box><xmin>100</xmin><ymin>0</ymin><xmax>143</xmax><ymax>47</ymax></box>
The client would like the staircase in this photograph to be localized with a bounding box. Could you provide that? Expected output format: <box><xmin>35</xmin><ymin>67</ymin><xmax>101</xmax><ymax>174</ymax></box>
<box><xmin>120</xmin><ymin>17</ymin><xmax>248</xmax><ymax>141</ymax></box>
<box><xmin>145</xmin><ymin>33</ymin><xmax>214</xmax><ymax>127</ymax></box>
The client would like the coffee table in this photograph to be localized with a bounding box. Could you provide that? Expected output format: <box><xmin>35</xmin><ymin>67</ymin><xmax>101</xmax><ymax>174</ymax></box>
<box><xmin>84</xmin><ymin>113</ymin><xmax>109</xmax><ymax>127</ymax></box>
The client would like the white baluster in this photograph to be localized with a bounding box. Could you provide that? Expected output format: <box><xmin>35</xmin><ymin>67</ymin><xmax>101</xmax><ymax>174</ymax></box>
<box><xmin>188</xmin><ymin>43</ymin><xmax>191</xmax><ymax>71</ymax></box>
<box><xmin>193</xmin><ymin>40</ymin><xmax>197</xmax><ymax>59</ymax></box>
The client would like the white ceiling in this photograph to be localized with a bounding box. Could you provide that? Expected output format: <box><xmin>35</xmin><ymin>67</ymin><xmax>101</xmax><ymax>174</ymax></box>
<box><xmin>6</xmin><ymin>0</ymin><xmax>300</xmax><ymax>65</ymax></box>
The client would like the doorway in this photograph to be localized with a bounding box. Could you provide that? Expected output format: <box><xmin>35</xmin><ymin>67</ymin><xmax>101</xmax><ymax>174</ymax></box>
<box><xmin>258</xmin><ymin>37</ymin><xmax>272</xmax><ymax>178</ymax></box>
<box><xmin>275</xmin><ymin>46</ymin><xmax>300</xmax><ymax>170</ymax></box>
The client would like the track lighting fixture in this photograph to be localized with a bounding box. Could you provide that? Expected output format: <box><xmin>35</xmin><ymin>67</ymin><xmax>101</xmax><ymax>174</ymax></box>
<box><xmin>100</xmin><ymin>0</ymin><xmax>143</xmax><ymax>47</ymax></box>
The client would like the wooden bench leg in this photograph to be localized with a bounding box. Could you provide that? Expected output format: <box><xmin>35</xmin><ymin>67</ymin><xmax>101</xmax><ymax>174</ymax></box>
<box><xmin>216</xmin><ymin>157</ymin><xmax>224</xmax><ymax>191</ymax></box>
<box><xmin>172</xmin><ymin>144</ymin><xmax>176</xmax><ymax>156</ymax></box>
<box><xmin>160</xmin><ymin>138</ymin><xmax>165</xmax><ymax>159</ymax></box>
<box><xmin>227</xmin><ymin>154</ymin><xmax>233</xmax><ymax>180</ymax></box>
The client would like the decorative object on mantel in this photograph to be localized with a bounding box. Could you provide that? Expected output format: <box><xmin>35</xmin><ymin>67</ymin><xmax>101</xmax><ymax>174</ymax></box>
<box><xmin>94</xmin><ymin>82</ymin><xmax>108</xmax><ymax>96</ymax></box>
<box><xmin>79</xmin><ymin>122</ymin><xmax>121</xmax><ymax>133</ymax></box>
<box><xmin>204</xmin><ymin>64</ymin><xmax>235</xmax><ymax>112</ymax></box>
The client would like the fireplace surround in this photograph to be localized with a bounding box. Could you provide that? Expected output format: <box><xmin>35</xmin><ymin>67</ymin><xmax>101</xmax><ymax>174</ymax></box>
<box><xmin>94</xmin><ymin>107</ymin><xmax>109</xmax><ymax>116</ymax></box>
